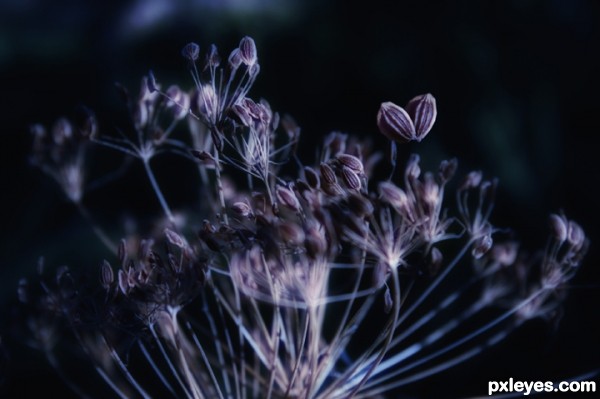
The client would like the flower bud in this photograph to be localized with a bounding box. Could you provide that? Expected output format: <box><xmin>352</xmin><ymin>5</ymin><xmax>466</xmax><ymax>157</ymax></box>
<box><xmin>239</xmin><ymin>36</ymin><xmax>258</xmax><ymax>66</ymax></box>
<box><xmin>379</xmin><ymin>182</ymin><xmax>409</xmax><ymax>208</ymax></box>
<box><xmin>405</xmin><ymin>154</ymin><xmax>421</xmax><ymax>180</ymax></box>
<box><xmin>278</xmin><ymin>222</ymin><xmax>305</xmax><ymax>245</ymax></box>
<box><xmin>147</xmin><ymin>70</ymin><xmax>158</xmax><ymax>93</ymax></box>
<box><xmin>232</xmin><ymin>201</ymin><xmax>253</xmax><ymax>218</ymax></box>
<box><xmin>347</xmin><ymin>194</ymin><xmax>374</xmax><ymax>217</ymax></box>
<box><xmin>198</xmin><ymin>84</ymin><xmax>218</xmax><ymax>119</ymax></box>
<box><xmin>377</xmin><ymin>101</ymin><xmax>415</xmax><ymax>143</ymax></box>
<box><xmin>472</xmin><ymin>235</ymin><xmax>493</xmax><ymax>259</ymax></box>
<box><xmin>549</xmin><ymin>214</ymin><xmax>568</xmax><ymax>243</ymax></box>
<box><xmin>405</xmin><ymin>93</ymin><xmax>437</xmax><ymax>141</ymax></box>
<box><xmin>100</xmin><ymin>260</ymin><xmax>114</xmax><ymax>290</ymax></box>
<box><xmin>438</xmin><ymin>158</ymin><xmax>458</xmax><ymax>183</ymax></box>
<box><xmin>206</xmin><ymin>44</ymin><xmax>221</xmax><ymax>67</ymax></box>
<box><xmin>460</xmin><ymin>171</ymin><xmax>483</xmax><ymax>190</ymax></box>
<box><xmin>276</xmin><ymin>185</ymin><xmax>301</xmax><ymax>212</ymax></box>
<box><xmin>320</xmin><ymin>163</ymin><xmax>337</xmax><ymax>185</ymax></box>
<box><xmin>165</xmin><ymin>228</ymin><xmax>185</xmax><ymax>248</ymax></box>
<box><xmin>341</xmin><ymin>166</ymin><xmax>362</xmax><ymax>191</ymax></box>
<box><xmin>228</xmin><ymin>48</ymin><xmax>243</xmax><ymax>70</ymax></box>
<box><xmin>304</xmin><ymin>166</ymin><xmax>320</xmax><ymax>189</ymax></box>
<box><xmin>337</xmin><ymin>154</ymin><xmax>364</xmax><ymax>174</ymax></box>
<box><xmin>181</xmin><ymin>42</ymin><xmax>200</xmax><ymax>62</ymax></box>
<box><xmin>567</xmin><ymin>221</ymin><xmax>585</xmax><ymax>250</ymax></box>
<box><xmin>52</xmin><ymin>118</ymin><xmax>73</xmax><ymax>145</ymax></box>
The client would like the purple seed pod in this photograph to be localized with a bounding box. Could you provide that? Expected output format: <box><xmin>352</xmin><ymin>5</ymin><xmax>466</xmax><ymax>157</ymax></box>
<box><xmin>341</xmin><ymin>165</ymin><xmax>362</xmax><ymax>191</ymax></box>
<box><xmin>181</xmin><ymin>42</ymin><xmax>200</xmax><ymax>61</ymax></box>
<box><xmin>100</xmin><ymin>260</ymin><xmax>114</xmax><ymax>289</ymax></box>
<box><xmin>320</xmin><ymin>162</ymin><xmax>337</xmax><ymax>185</ymax></box>
<box><xmin>337</xmin><ymin>154</ymin><xmax>364</xmax><ymax>174</ymax></box>
<box><xmin>405</xmin><ymin>93</ymin><xmax>437</xmax><ymax>141</ymax></box>
<box><xmin>377</xmin><ymin>101</ymin><xmax>415</xmax><ymax>143</ymax></box>
<box><xmin>239</xmin><ymin>36</ymin><xmax>258</xmax><ymax>66</ymax></box>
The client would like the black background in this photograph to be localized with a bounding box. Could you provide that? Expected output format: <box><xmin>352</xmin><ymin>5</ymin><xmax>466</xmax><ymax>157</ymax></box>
<box><xmin>1</xmin><ymin>0</ymin><xmax>599</xmax><ymax>397</ymax></box>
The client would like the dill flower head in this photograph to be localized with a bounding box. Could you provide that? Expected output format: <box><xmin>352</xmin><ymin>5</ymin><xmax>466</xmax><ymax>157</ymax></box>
<box><xmin>16</xmin><ymin>36</ymin><xmax>589</xmax><ymax>399</ymax></box>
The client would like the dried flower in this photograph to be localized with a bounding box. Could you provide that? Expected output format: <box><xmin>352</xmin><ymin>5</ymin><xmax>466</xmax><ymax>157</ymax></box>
<box><xmin>16</xmin><ymin>36</ymin><xmax>590</xmax><ymax>399</ymax></box>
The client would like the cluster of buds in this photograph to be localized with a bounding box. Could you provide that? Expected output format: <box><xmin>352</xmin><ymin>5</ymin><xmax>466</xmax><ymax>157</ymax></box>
<box><xmin>30</xmin><ymin>111</ymin><xmax>96</xmax><ymax>203</ymax></box>
<box><xmin>19</xmin><ymin>36</ymin><xmax>589</xmax><ymax>399</ymax></box>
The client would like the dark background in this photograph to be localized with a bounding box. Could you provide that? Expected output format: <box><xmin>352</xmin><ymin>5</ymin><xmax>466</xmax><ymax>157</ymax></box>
<box><xmin>1</xmin><ymin>0</ymin><xmax>599</xmax><ymax>397</ymax></box>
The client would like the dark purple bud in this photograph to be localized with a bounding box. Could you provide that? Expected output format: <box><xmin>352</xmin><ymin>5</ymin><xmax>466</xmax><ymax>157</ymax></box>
<box><xmin>341</xmin><ymin>166</ymin><xmax>362</xmax><ymax>191</ymax></box>
<box><xmin>249</xmin><ymin>63</ymin><xmax>260</xmax><ymax>77</ymax></box>
<box><xmin>379</xmin><ymin>182</ymin><xmax>412</xmax><ymax>220</ymax></box>
<box><xmin>438</xmin><ymin>158</ymin><xmax>458</xmax><ymax>183</ymax></box>
<box><xmin>239</xmin><ymin>36</ymin><xmax>258</xmax><ymax>66</ymax></box>
<box><xmin>231</xmin><ymin>104</ymin><xmax>251</xmax><ymax>126</ymax></box>
<box><xmin>405</xmin><ymin>93</ymin><xmax>437</xmax><ymax>141</ymax></box>
<box><xmin>377</xmin><ymin>102</ymin><xmax>415</xmax><ymax>143</ymax></box>
<box><xmin>118</xmin><ymin>269</ymin><xmax>129</xmax><ymax>295</ymax></box>
<box><xmin>295</xmin><ymin>180</ymin><xmax>312</xmax><ymax>199</ymax></box>
<box><xmin>133</xmin><ymin>102</ymin><xmax>148</xmax><ymax>128</ymax></box>
<box><xmin>165</xmin><ymin>228</ymin><xmax>185</xmax><ymax>248</ymax></box>
<box><xmin>305</xmin><ymin>225</ymin><xmax>327</xmax><ymax>259</ymax></box>
<box><xmin>191</xmin><ymin>149</ymin><xmax>214</xmax><ymax>163</ymax></box>
<box><xmin>549</xmin><ymin>214</ymin><xmax>568</xmax><ymax>243</ymax></box>
<box><xmin>232</xmin><ymin>201</ymin><xmax>253</xmax><ymax>217</ymax></box>
<box><xmin>100</xmin><ymin>260</ymin><xmax>114</xmax><ymax>289</ymax></box>
<box><xmin>182</xmin><ymin>42</ymin><xmax>200</xmax><ymax>61</ymax></box>
<box><xmin>383</xmin><ymin>287</ymin><xmax>393</xmax><ymax>313</ymax></box>
<box><xmin>460</xmin><ymin>171</ymin><xmax>483</xmax><ymax>190</ymax></box>
<box><xmin>276</xmin><ymin>185</ymin><xmax>301</xmax><ymax>212</ymax></box>
<box><xmin>567</xmin><ymin>221</ymin><xmax>585</xmax><ymax>249</ymax></box>
<box><xmin>242</xmin><ymin>97</ymin><xmax>261</xmax><ymax>120</ymax></box>
<box><xmin>166</xmin><ymin>85</ymin><xmax>183</xmax><ymax>103</ymax></box>
<box><xmin>52</xmin><ymin>118</ymin><xmax>73</xmax><ymax>145</ymax></box>
<box><xmin>491</xmin><ymin>242</ymin><xmax>518</xmax><ymax>266</ymax></box>
<box><xmin>278</xmin><ymin>222</ymin><xmax>305</xmax><ymax>245</ymax></box>
<box><xmin>337</xmin><ymin>154</ymin><xmax>364</xmax><ymax>174</ymax></box>
<box><xmin>322</xmin><ymin>182</ymin><xmax>345</xmax><ymax>197</ymax></box>
<box><xmin>347</xmin><ymin>194</ymin><xmax>374</xmax><ymax>217</ymax></box>
<box><xmin>472</xmin><ymin>234</ymin><xmax>493</xmax><ymax>259</ymax></box>
<box><xmin>405</xmin><ymin>154</ymin><xmax>421</xmax><ymax>180</ymax></box>
<box><xmin>228</xmin><ymin>48</ymin><xmax>243</xmax><ymax>70</ymax></box>
<box><xmin>419</xmin><ymin>172</ymin><xmax>440</xmax><ymax>208</ymax></box>
<box><xmin>304</xmin><ymin>166</ymin><xmax>320</xmax><ymax>189</ymax></box>
<box><xmin>118</xmin><ymin>239</ymin><xmax>127</xmax><ymax>265</ymax></box>
<box><xmin>206</xmin><ymin>44</ymin><xmax>221</xmax><ymax>67</ymax></box>
<box><xmin>320</xmin><ymin>162</ymin><xmax>337</xmax><ymax>185</ymax></box>
<box><xmin>147</xmin><ymin>70</ymin><xmax>158</xmax><ymax>93</ymax></box>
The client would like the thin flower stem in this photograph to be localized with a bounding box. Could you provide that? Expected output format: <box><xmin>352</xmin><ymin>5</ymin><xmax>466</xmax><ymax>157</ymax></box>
<box><xmin>138</xmin><ymin>341</ymin><xmax>178</xmax><ymax>396</ymax></box>
<box><xmin>345</xmin><ymin>266</ymin><xmax>402</xmax><ymax>398</ymax></box>
<box><xmin>394</xmin><ymin>240</ymin><xmax>472</xmax><ymax>328</ymax></box>
<box><xmin>366</xmin><ymin>290</ymin><xmax>546</xmax><ymax>392</ymax></box>
<box><xmin>185</xmin><ymin>321</ymin><xmax>226</xmax><ymax>399</ymax></box>
<box><xmin>150</xmin><ymin>324</ymin><xmax>193</xmax><ymax>399</ymax></box>
<box><xmin>109</xmin><ymin>347</ymin><xmax>152</xmax><ymax>399</ymax></box>
<box><xmin>211</xmin><ymin>145</ymin><xmax>229</xmax><ymax>225</ymax></box>
<box><xmin>143</xmin><ymin>159</ymin><xmax>174</xmax><ymax>223</ymax></box>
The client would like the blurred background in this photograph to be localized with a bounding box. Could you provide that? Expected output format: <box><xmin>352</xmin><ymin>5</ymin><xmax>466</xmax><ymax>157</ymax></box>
<box><xmin>1</xmin><ymin>0</ymin><xmax>599</xmax><ymax>397</ymax></box>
